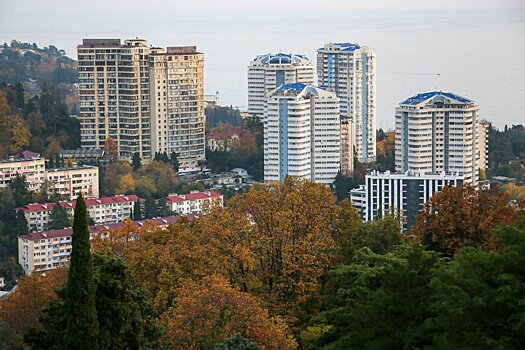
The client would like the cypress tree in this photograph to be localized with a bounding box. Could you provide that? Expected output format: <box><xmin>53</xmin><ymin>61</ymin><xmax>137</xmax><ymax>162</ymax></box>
<box><xmin>133</xmin><ymin>200</ymin><xmax>142</xmax><ymax>220</ymax></box>
<box><xmin>64</xmin><ymin>193</ymin><xmax>99</xmax><ymax>349</ymax></box>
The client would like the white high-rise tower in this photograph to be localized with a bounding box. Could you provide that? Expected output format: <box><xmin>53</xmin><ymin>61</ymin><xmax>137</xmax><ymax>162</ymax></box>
<box><xmin>248</xmin><ymin>53</ymin><xmax>315</xmax><ymax>118</ymax></box>
<box><xmin>317</xmin><ymin>42</ymin><xmax>376</xmax><ymax>168</ymax></box>
<box><xmin>264</xmin><ymin>83</ymin><xmax>340</xmax><ymax>184</ymax></box>
<box><xmin>395</xmin><ymin>91</ymin><xmax>484</xmax><ymax>184</ymax></box>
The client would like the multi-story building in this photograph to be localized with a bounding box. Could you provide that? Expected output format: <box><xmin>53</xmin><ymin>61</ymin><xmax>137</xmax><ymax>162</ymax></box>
<box><xmin>264</xmin><ymin>83</ymin><xmax>340</xmax><ymax>184</ymax></box>
<box><xmin>395</xmin><ymin>91</ymin><xmax>483</xmax><ymax>184</ymax></box>
<box><xmin>18</xmin><ymin>215</ymin><xmax>183</xmax><ymax>275</ymax></box>
<box><xmin>350</xmin><ymin>170</ymin><xmax>464</xmax><ymax>231</ymax></box>
<box><xmin>46</xmin><ymin>166</ymin><xmax>99</xmax><ymax>199</ymax></box>
<box><xmin>149</xmin><ymin>46</ymin><xmax>206</xmax><ymax>169</ymax></box>
<box><xmin>317</xmin><ymin>42</ymin><xmax>376</xmax><ymax>166</ymax></box>
<box><xmin>0</xmin><ymin>155</ymin><xmax>45</xmax><ymax>191</ymax></box>
<box><xmin>166</xmin><ymin>190</ymin><xmax>223</xmax><ymax>214</ymax></box>
<box><xmin>248</xmin><ymin>53</ymin><xmax>315</xmax><ymax>118</ymax></box>
<box><xmin>19</xmin><ymin>195</ymin><xmax>141</xmax><ymax>232</ymax></box>
<box><xmin>77</xmin><ymin>39</ymin><xmax>151</xmax><ymax>160</ymax></box>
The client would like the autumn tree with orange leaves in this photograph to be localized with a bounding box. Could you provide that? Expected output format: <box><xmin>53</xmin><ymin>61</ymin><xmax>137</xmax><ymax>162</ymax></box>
<box><xmin>411</xmin><ymin>184</ymin><xmax>516</xmax><ymax>255</ymax></box>
<box><xmin>161</xmin><ymin>274</ymin><xmax>297</xmax><ymax>350</ymax></box>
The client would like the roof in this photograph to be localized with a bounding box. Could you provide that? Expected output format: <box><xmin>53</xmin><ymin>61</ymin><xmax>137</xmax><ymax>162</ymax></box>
<box><xmin>19</xmin><ymin>215</ymin><xmax>190</xmax><ymax>241</ymax></box>
<box><xmin>318</xmin><ymin>42</ymin><xmax>361</xmax><ymax>52</ymax></box>
<box><xmin>252</xmin><ymin>53</ymin><xmax>310</xmax><ymax>65</ymax></box>
<box><xmin>20</xmin><ymin>195</ymin><xmax>141</xmax><ymax>213</ymax></box>
<box><xmin>400</xmin><ymin>91</ymin><xmax>474</xmax><ymax>106</ymax></box>
<box><xmin>13</xmin><ymin>151</ymin><xmax>40</xmax><ymax>159</ymax></box>
<box><xmin>59</xmin><ymin>148</ymin><xmax>104</xmax><ymax>157</ymax></box>
<box><xmin>166</xmin><ymin>191</ymin><xmax>223</xmax><ymax>203</ymax></box>
<box><xmin>272</xmin><ymin>83</ymin><xmax>335</xmax><ymax>99</ymax></box>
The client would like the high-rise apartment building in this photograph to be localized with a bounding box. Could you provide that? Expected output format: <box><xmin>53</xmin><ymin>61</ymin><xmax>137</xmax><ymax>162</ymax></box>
<box><xmin>248</xmin><ymin>53</ymin><xmax>315</xmax><ymax>117</ymax></box>
<box><xmin>477</xmin><ymin>120</ymin><xmax>489</xmax><ymax>178</ymax></box>
<box><xmin>395</xmin><ymin>91</ymin><xmax>483</xmax><ymax>184</ymax></box>
<box><xmin>78</xmin><ymin>39</ymin><xmax>206</xmax><ymax>166</ymax></box>
<box><xmin>149</xmin><ymin>46</ymin><xmax>205</xmax><ymax>169</ymax></box>
<box><xmin>264</xmin><ymin>83</ymin><xmax>340</xmax><ymax>184</ymax></box>
<box><xmin>317</xmin><ymin>42</ymin><xmax>376</xmax><ymax>166</ymax></box>
<box><xmin>78</xmin><ymin>39</ymin><xmax>151</xmax><ymax>160</ymax></box>
<box><xmin>350</xmin><ymin>170</ymin><xmax>464</xmax><ymax>231</ymax></box>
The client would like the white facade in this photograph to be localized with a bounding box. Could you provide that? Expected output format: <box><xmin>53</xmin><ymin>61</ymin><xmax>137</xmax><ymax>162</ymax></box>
<box><xmin>149</xmin><ymin>46</ymin><xmax>206</xmax><ymax>169</ymax></box>
<box><xmin>20</xmin><ymin>195</ymin><xmax>140</xmax><ymax>232</ymax></box>
<box><xmin>264</xmin><ymin>83</ymin><xmax>340</xmax><ymax>184</ymax></box>
<box><xmin>248</xmin><ymin>53</ymin><xmax>315</xmax><ymax>117</ymax></box>
<box><xmin>0</xmin><ymin>156</ymin><xmax>45</xmax><ymax>191</ymax></box>
<box><xmin>46</xmin><ymin>166</ymin><xmax>99</xmax><ymax>200</ymax></box>
<box><xmin>395</xmin><ymin>91</ymin><xmax>482</xmax><ymax>184</ymax></box>
<box><xmin>350</xmin><ymin>170</ymin><xmax>464</xmax><ymax>231</ymax></box>
<box><xmin>477</xmin><ymin>120</ymin><xmax>489</xmax><ymax>176</ymax></box>
<box><xmin>166</xmin><ymin>191</ymin><xmax>223</xmax><ymax>215</ymax></box>
<box><xmin>317</xmin><ymin>42</ymin><xmax>376</xmax><ymax>164</ymax></box>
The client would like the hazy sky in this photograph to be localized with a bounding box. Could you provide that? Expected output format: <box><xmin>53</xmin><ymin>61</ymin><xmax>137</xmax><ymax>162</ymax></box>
<box><xmin>1</xmin><ymin>0</ymin><xmax>524</xmax><ymax>128</ymax></box>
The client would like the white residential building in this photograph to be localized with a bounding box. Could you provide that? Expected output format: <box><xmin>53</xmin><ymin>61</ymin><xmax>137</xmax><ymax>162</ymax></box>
<box><xmin>149</xmin><ymin>46</ymin><xmax>206</xmax><ymax>169</ymax></box>
<box><xmin>395</xmin><ymin>91</ymin><xmax>483</xmax><ymax>184</ymax></box>
<box><xmin>264</xmin><ymin>83</ymin><xmax>340</xmax><ymax>184</ymax></box>
<box><xmin>19</xmin><ymin>195</ymin><xmax>141</xmax><ymax>232</ymax></box>
<box><xmin>166</xmin><ymin>190</ymin><xmax>223</xmax><ymax>214</ymax></box>
<box><xmin>350</xmin><ymin>171</ymin><xmax>464</xmax><ymax>231</ymax></box>
<box><xmin>248</xmin><ymin>53</ymin><xmax>315</xmax><ymax>117</ymax></box>
<box><xmin>0</xmin><ymin>156</ymin><xmax>45</xmax><ymax>191</ymax></box>
<box><xmin>46</xmin><ymin>166</ymin><xmax>99</xmax><ymax>199</ymax></box>
<box><xmin>477</xmin><ymin>120</ymin><xmax>489</xmax><ymax>177</ymax></box>
<box><xmin>317</xmin><ymin>42</ymin><xmax>376</xmax><ymax>165</ymax></box>
<box><xmin>18</xmin><ymin>216</ymin><xmax>183</xmax><ymax>275</ymax></box>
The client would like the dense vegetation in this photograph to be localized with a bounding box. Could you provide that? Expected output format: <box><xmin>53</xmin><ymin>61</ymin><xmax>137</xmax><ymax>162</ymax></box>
<box><xmin>1</xmin><ymin>178</ymin><xmax>523</xmax><ymax>349</ymax></box>
<box><xmin>205</xmin><ymin>105</ymin><xmax>242</xmax><ymax>128</ymax></box>
<box><xmin>488</xmin><ymin>124</ymin><xmax>525</xmax><ymax>183</ymax></box>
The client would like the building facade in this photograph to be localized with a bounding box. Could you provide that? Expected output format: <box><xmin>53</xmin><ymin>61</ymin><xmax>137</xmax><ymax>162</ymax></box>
<box><xmin>317</xmin><ymin>42</ymin><xmax>376</xmax><ymax>165</ymax></box>
<box><xmin>264</xmin><ymin>83</ymin><xmax>340</xmax><ymax>184</ymax></box>
<box><xmin>77</xmin><ymin>39</ymin><xmax>151</xmax><ymax>160</ymax></box>
<box><xmin>395</xmin><ymin>91</ymin><xmax>482</xmax><ymax>184</ymax></box>
<box><xmin>350</xmin><ymin>171</ymin><xmax>464</xmax><ymax>231</ymax></box>
<box><xmin>477</xmin><ymin>120</ymin><xmax>489</xmax><ymax>178</ymax></box>
<box><xmin>46</xmin><ymin>166</ymin><xmax>99</xmax><ymax>199</ymax></box>
<box><xmin>149</xmin><ymin>46</ymin><xmax>206</xmax><ymax>169</ymax></box>
<box><xmin>20</xmin><ymin>195</ymin><xmax>141</xmax><ymax>232</ymax></box>
<box><xmin>18</xmin><ymin>216</ymin><xmax>183</xmax><ymax>275</ymax></box>
<box><xmin>248</xmin><ymin>53</ymin><xmax>315</xmax><ymax>117</ymax></box>
<box><xmin>0</xmin><ymin>156</ymin><xmax>45</xmax><ymax>191</ymax></box>
<box><xmin>166</xmin><ymin>190</ymin><xmax>223</xmax><ymax>214</ymax></box>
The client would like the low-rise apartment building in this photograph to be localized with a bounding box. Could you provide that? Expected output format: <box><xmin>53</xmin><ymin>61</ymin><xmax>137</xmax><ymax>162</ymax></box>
<box><xmin>166</xmin><ymin>191</ymin><xmax>223</xmax><ymax>214</ymax></box>
<box><xmin>18</xmin><ymin>216</ymin><xmax>183</xmax><ymax>275</ymax></box>
<box><xmin>19</xmin><ymin>195</ymin><xmax>141</xmax><ymax>232</ymax></box>
<box><xmin>0</xmin><ymin>155</ymin><xmax>45</xmax><ymax>191</ymax></box>
<box><xmin>46</xmin><ymin>166</ymin><xmax>99</xmax><ymax>199</ymax></box>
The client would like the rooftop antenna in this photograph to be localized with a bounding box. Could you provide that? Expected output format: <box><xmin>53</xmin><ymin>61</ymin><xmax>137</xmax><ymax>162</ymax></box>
<box><xmin>435</xmin><ymin>73</ymin><xmax>441</xmax><ymax>91</ymax></box>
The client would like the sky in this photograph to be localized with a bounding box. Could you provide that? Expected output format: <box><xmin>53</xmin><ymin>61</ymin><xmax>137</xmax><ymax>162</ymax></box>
<box><xmin>1</xmin><ymin>0</ymin><xmax>524</xmax><ymax>128</ymax></box>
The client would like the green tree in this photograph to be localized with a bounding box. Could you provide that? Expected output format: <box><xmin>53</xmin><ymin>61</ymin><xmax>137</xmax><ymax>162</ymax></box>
<box><xmin>131</xmin><ymin>152</ymin><xmax>141</xmax><ymax>172</ymax></box>
<box><xmin>133</xmin><ymin>200</ymin><xmax>142</xmax><ymax>220</ymax></box>
<box><xmin>64</xmin><ymin>194</ymin><xmax>99</xmax><ymax>349</ymax></box>
<box><xmin>13</xmin><ymin>209</ymin><xmax>29</xmax><ymax>235</ymax></box>
<box><xmin>215</xmin><ymin>334</ymin><xmax>260</xmax><ymax>350</ymax></box>
<box><xmin>332</xmin><ymin>172</ymin><xmax>360</xmax><ymax>202</ymax></box>
<box><xmin>170</xmin><ymin>151</ymin><xmax>179</xmax><ymax>172</ymax></box>
<box><xmin>144</xmin><ymin>197</ymin><xmax>158</xmax><ymax>219</ymax></box>
<box><xmin>47</xmin><ymin>202</ymin><xmax>69</xmax><ymax>230</ymax></box>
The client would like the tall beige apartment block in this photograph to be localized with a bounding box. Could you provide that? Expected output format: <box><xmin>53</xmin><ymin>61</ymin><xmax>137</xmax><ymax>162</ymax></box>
<box><xmin>78</xmin><ymin>39</ymin><xmax>152</xmax><ymax>160</ymax></box>
<box><xmin>149</xmin><ymin>46</ymin><xmax>206</xmax><ymax>169</ymax></box>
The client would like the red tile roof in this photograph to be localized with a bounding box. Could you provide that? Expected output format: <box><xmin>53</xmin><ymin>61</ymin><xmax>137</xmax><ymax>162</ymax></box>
<box><xmin>166</xmin><ymin>191</ymin><xmax>223</xmax><ymax>203</ymax></box>
<box><xmin>19</xmin><ymin>195</ymin><xmax>141</xmax><ymax>213</ymax></box>
<box><xmin>19</xmin><ymin>215</ymin><xmax>192</xmax><ymax>241</ymax></box>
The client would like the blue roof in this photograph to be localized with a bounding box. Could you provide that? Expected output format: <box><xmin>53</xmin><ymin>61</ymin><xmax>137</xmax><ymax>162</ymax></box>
<box><xmin>276</xmin><ymin>83</ymin><xmax>307</xmax><ymax>93</ymax></box>
<box><xmin>318</xmin><ymin>42</ymin><xmax>361</xmax><ymax>52</ymax></box>
<box><xmin>401</xmin><ymin>91</ymin><xmax>474</xmax><ymax>105</ymax></box>
<box><xmin>255</xmin><ymin>53</ymin><xmax>309</xmax><ymax>65</ymax></box>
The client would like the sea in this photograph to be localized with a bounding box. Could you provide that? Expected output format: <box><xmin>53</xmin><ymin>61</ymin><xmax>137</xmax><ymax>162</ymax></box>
<box><xmin>1</xmin><ymin>8</ymin><xmax>524</xmax><ymax>130</ymax></box>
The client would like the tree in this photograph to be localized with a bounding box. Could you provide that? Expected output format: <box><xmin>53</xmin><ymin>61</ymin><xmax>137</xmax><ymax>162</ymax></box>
<box><xmin>170</xmin><ymin>151</ymin><xmax>179</xmax><ymax>172</ymax></box>
<box><xmin>13</xmin><ymin>209</ymin><xmax>29</xmax><ymax>235</ymax></box>
<box><xmin>133</xmin><ymin>200</ymin><xmax>142</xmax><ymax>220</ymax></box>
<box><xmin>64</xmin><ymin>194</ymin><xmax>99</xmax><ymax>349</ymax></box>
<box><xmin>103</xmin><ymin>161</ymin><xmax>132</xmax><ymax>196</ymax></box>
<box><xmin>161</xmin><ymin>275</ymin><xmax>296</xmax><ymax>350</ymax></box>
<box><xmin>115</xmin><ymin>173</ymin><xmax>135</xmax><ymax>195</ymax></box>
<box><xmin>305</xmin><ymin>245</ymin><xmax>442</xmax><ymax>349</ymax></box>
<box><xmin>0</xmin><ymin>322</ymin><xmax>26</xmax><ymax>350</ymax></box>
<box><xmin>103</xmin><ymin>136</ymin><xmax>118</xmax><ymax>159</ymax></box>
<box><xmin>215</xmin><ymin>334</ymin><xmax>260</xmax><ymax>350</ymax></box>
<box><xmin>135</xmin><ymin>161</ymin><xmax>178</xmax><ymax>198</ymax></box>
<box><xmin>131</xmin><ymin>152</ymin><xmax>141</xmax><ymax>171</ymax></box>
<box><xmin>411</xmin><ymin>185</ymin><xmax>517</xmax><ymax>255</ymax></box>
<box><xmin>144</xmin><ymin>197</ymin><xmax>158</xmax><ymax>219</ymax></box>
<box><xmin>332</xmin><ymin>172</ymin><xmax>360</xmax><ymax>202</ymax></box>
<box><xmin>427</xmin><ymin>213</ymin><xmax>525</xmax><ymax>349</ymax></box>
<box><xmin>48</xmin><ymin>202</ymin><xmax>69</xmax><ymax>230</ymax></box>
